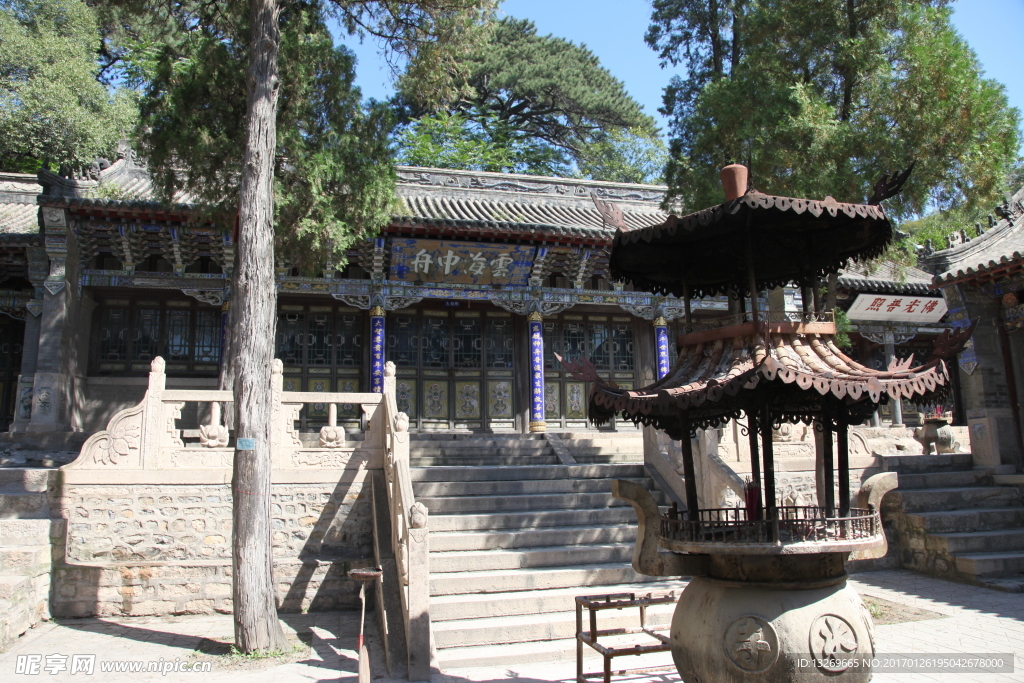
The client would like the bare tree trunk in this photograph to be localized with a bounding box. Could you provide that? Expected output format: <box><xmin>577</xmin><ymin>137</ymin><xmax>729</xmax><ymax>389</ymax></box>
<box><xmin>219</xmin><ymin>257</ymin><xmax>238</xmax><ymax>431</ymax></box>
<box><xmin>232</xmin><ymin>0</ymin><xmax>287</xmax><ymax>654</ymax></box>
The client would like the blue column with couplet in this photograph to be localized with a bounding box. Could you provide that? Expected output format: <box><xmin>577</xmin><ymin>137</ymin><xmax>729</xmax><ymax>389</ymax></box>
<box><xmin>654</xmin><ymin>316</ymin><xmax>671</xmax><ymax>379</ymax></box>
<box><xmin>528</xmin><ymin>311</ymin><xmax>546</xmax><ymax>432</ymax></box>
<box><xmin>370</xmin><ymin>306</ymin><xmax>385</xmax><ymax>393</ymax></box>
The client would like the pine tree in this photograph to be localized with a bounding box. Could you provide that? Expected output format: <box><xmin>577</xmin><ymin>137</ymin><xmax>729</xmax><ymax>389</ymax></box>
<box><xmin>399</xmin><ymin>16</ymin><xmax>658</xmax><ymax>171</ymax></box>
<box><xmin>113</xmin><ymin>0</ymin><xmax>494</xmax><ymax>654</ymax></box>
<box><xmin>647</xmin><ymin>0</ymin><xmax>1021</xmax><ymax>218</ymax></box>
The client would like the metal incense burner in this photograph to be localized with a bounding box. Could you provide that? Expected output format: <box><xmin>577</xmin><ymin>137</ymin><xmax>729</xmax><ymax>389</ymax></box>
<box><xmin>560</xmin><ymin>164</ymin><xmax>973</xmax><ymax>682</ymax></box>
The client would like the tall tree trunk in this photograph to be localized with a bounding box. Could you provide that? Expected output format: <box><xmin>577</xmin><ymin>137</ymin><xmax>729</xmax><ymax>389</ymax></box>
<box><xmin>232</xmin><ymin>0</ymin><xmax>287</xmax><ymax>654</ymax></box>
<box><xmin>709</xmin><ymin>0</ymin><xmax>723</xmax><ymax>78</ymax></box>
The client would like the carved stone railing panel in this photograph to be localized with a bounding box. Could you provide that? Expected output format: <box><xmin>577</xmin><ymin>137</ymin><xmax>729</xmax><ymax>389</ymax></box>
<box><xmin>64</xmin><ymin>357</ymin><xmax>386</xmax><ymax>478</ymax></box>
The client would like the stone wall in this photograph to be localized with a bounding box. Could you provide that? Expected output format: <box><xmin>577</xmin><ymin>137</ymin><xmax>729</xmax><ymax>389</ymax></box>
<box><xmin>52</xmin><ymin>479</ymin><xmax>374</xmax><ymax>617</ymax></box>
<box><xmin>50</xmin><ymin>357</ymin><xmax>389</xmax><ymax>618</ymax></box>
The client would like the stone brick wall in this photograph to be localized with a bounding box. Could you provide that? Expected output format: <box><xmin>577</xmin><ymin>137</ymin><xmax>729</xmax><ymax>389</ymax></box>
<box><xmin>52</xmin><ymin>480</ymin><xmax>374</xmax><ymax>618</ymax></box>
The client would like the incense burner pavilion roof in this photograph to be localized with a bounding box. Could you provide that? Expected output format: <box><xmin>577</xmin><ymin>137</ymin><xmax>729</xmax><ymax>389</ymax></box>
<box><xmin>573</xmin><ymin>317</ymin><xmax>971</xmax><ymax>438</ymax></box>
<box><xmin>610</xmin><ymin>190</ymin><xmax>893</xmax><ymax>299</ymax></box>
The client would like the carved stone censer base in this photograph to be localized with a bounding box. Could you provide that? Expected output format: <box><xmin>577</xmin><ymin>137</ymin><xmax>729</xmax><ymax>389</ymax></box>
<box><xmin>614</xmin><ymin>475</ymin><xmax>896</xmax><ymax>683</ymax></box>
<box><xmin>673</xmin><ymin>555</ymin><xmax>873</xmax><ymax>682</ymax></box>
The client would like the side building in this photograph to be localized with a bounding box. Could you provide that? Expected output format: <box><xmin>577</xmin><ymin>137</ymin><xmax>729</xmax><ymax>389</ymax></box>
<box><xmin>921</xmin><ymin>185</ymin><xmax>1024</xmax><ymax>470</ymax></box>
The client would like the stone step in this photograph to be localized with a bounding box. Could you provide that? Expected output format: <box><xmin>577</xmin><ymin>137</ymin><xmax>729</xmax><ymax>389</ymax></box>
<box><xmin>954</xmin><ymin>550</ymin><xmax>1024</xmax><ymax>578</ymax></box>
<box><xmin>430</xmin><ymin>565</ymin><xmax>655</xmax><ymax>593</ymax></box>
<box><xmin>410</xmin><ymin>434</ymin><xmax>546</xmax><ymax>442</ymax></box>
<box><xmin>431</xmin><ymin>582</ymin><xmax>683</xmax><ymax>622</ymax></box>
<box><xmin>430</xmin><ymin>562</ymin><xmax>660</xmax><ymax>597</ymax></box>
<box><xmin>904</xmin><ymin>507</ymin><xmax>1024</xmax><ymax>534</ymax></box>
<box><xmin>0</xmin><ymin>519</ymin><xmax>55</xmax><ymax>546</ymax></box>
<box><xmin>0</xmin><ymin>469</ymin><xmax>54</xmax><ymax>492</ymax></box>
<box><xmin>0</xmin><ymin>491</ymin><xmax>50</xmax><ymax>519</ymax></box>
<box><xmin>897</xmin><ymin>470</ymin><xmax>993</xmax><ymax>490</ymax></box>
<box><xmin>0</xmin><ymin>545</ymin><xmax>51</xmax><ymax>575</ymax></box>
<box><xmin>430</xmin><ymin>506</ymin><xmax>638</xmax><ymax>533</ymax></box>
<box><xmin>409</xmin><ymin>456</ymin><xmax>563</xmax><ymax>467</ymax></box>
<box><xmin>412</xmin><ymin>477</ymin><xmax>654</xmax><ymax>498</ymax></box>
<box><xmin>896</xmin><ymin>486</ymin><xmax>1024</xmax><ymax>513</ymax></box>
<box><xmin>0</xmin><ymin>596</ymin><xmax>33</xmax><ymax>650</ymax></box>
<box><xmin>430</xmin><ymin>523</ymin><xmax>639</xmax><ymax>552</ymax></box>
<box><xmin>568</xmin><ymin>446</ymin><xmax>645</xmax><ymax>455</ymax></box>
<box><xmin>571</xmin><ymin>454</ymin><xmax>645</xmax><ymax>464</ymax></box>
<box><xmin>418</xmin><ymin>492</ymin><xmax>634</xmax><ymax>515</ymax></box>
<box><xmin>431</xmin><ymin>543</ymin><xmax>634</xmax><ymax>573</ymax></box>
<box><xmin>927</xmin><ymin>528</ymin><xmax>1024</xmax><ymax>555</ymax></box>
<box><xmin>409</xmin><ymin>464</ymin><xmax>646</xmax><ymax>482</ymax></box>
<box><xmin>881</xmin><ymin>453</ymin><xmax>973</xmax><ymax>474</ymax></box>
<box><xmin>409</xmin><ymin>442</ymin><xmax>552</xmax><ymax>452</ymax></box>
<box><xmin>433</xmin><ymin>604</ymin><xmax>675</xmax><ymax>650</ymax></box>
<box><xmin>0</xmin><ymin>574</ymin><xmax>30</xmax><ymax>600</ymax></box>
<box><xmin>435</xmin><ymin>636</ymin><xmax>674</xmax><ymax>670</ymax></box>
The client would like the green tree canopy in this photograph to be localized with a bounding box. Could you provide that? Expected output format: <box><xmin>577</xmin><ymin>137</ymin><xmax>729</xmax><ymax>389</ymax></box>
<box><xmin>0</xmin><ymin>0</ymin><xmax>136</xmax><ymax>172</ymax></box>
<box><xmin>399</xmin><ymin>16</ymin><xmax>658</xmax><ymax>171</ymax></box>
<box><xmin>647</xmin><ymin>0</ymin><xmax>1022</xmax><ymax>219</ymax></box>
<box><xmin>131</xmin><ymin>1</ymin><xmax>395</xmax><ymax>270</ymax></box>
<box><xmin>395</xmin><ymin>109</ymin><xmax>567</xmax><ymax>174</ymax></box>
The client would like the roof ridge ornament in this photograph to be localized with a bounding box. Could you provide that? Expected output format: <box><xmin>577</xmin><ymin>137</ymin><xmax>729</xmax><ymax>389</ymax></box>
<box><xmin>868</xmin><ymin>161</ymin><xmax>915</xmax><ymax>205</ymax></box>
<box><xmin>590</xmin><ymin>191</ymin><xmax>626</xmax><ymax>230</ymax></box>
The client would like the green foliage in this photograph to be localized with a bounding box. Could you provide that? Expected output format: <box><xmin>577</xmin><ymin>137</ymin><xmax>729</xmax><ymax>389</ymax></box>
<box><xmin>112</xmin><ymin>0</ymin><xmax>494</xmax><ymax>268</ymax></box>
<box><xmin>400</xmin><ymin>17</ymin><xmax>657</xmax><ymax>168</ymax></box>
<box><xmin>131</xmin><ymin>2</ymin><xmax>396</xmax><ymax>269</ymax></box>
<box><xmin>395</xmin><ymin>110</ymin><xmax>568</xmax><ymax>175</ymax></box>
<box><xmin>833</xmin><ymin>306</ymin><xmax>853</xmax><ymax>349</ymax></box>
<box><xmin>0</xmin><ymin>0</ymin><xmax>137</xmax><ymax>171</ymax></box>
<box><xmin>575</xmin><ymin>128</ymin><xmax>669</xmax><ymax>185</ymax></box>
<box><xmin>649</xmin><ymin>1</ymin><xmax>1022</xmax><ymax>218</ymax></box>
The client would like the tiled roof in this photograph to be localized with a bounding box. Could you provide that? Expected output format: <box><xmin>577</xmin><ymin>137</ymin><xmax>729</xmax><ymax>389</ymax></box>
<box><xmin>0</xmin><ymin>172</ymin><xmax>41</xmax><ymax>235</ymax></box>
<box><xmin>837</xmin><ymin>261</ymin><xmax>933</xmax><ymax>294</ymax></box>
<box><xmin>393</xmin><ymin>166</ymin><xmax>669</xmax><ymax>242</ymax></box>
<box><xmin>921</xmin><ymin>186</ymin><xmax>1024</xmax><ymax>286</ymax></box>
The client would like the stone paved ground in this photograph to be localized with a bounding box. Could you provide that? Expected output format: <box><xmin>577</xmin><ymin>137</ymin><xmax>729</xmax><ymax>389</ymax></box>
<box><xmin>0</xmin><ymin>570</ymin><xmax>1021</xmax><ymax>682</ymax></box>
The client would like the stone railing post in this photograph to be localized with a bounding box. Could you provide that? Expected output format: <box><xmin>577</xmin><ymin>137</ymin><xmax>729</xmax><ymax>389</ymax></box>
<box><xmin>407</xmin><ymin>502</ymin><xmax>430</xmax><ymax>681</ymax></box>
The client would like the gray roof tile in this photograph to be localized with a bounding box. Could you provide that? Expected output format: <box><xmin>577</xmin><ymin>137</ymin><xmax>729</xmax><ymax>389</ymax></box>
<box><xmin>921</xmin><ymin>186</ymin><xmax>1024</xmax><ymax>285</ymax></box>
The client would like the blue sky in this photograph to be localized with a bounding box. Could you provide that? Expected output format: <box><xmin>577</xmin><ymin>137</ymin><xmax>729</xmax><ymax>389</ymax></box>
<box><xmin>341</xmin><ymin>0</ymin><xmax>1024</xmax><ymax>141</ymax></box>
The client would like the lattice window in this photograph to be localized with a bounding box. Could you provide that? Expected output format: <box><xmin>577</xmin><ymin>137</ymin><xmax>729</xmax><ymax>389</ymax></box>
<box><xmin>452</xmin><ymin>317</ymin><xmax>482</xmax><ymax>369</ymax></box>
<box><xmin>92</xmin><ymin>298</ymin><xmax>221</xmax><ymax>374</ymax></box>
<box><xmin>99</xmin><ymin>305</ymin><xmax>129</xmax><ymax>361</ymax></box>
<box><xmin>486</xmin><ymin>317</ymin><xmax>514</xmax><ymax>369</ymax></box>
<box><xmin>276</xmin><ymin>312</ymin><xmax>305</xmax><ymax>365</ymax></box>
<box><xmin>194</xmin><ymin>310</ymin><xmax>221</xmax><ymax>363</ymax></box>
<box><xmin>588</xmin><ymin>323</ymin><xmax>611</xmax><ymax>370</ymax></box>
<box><xmin>132</xmin><ymin>305</ymin><xmax>161</xmax><ymax>362</ymax></box>
<box><xmin>421</xmin><ymin>315</ymin><xmax>450</xmax><ymax>369</ymax></box>
<box><xmin>336</xmin><ymin>313</ymin><xmax>362</xmax><ymax>366</ymax></box>
<box><xmin>164</xmin><ymin>306</ymin><xmax>192</xmax><ymax>361</ymax></box>
<box><xmin>562</xmin><ymin>322</ymin><xmax>587</xmax><ymax>362</ymax></box>
<box><xmin>388</xmin><ymin>314</ymin><xmax>419</xmax><ymax>367</ymax></box>
<box><xmin>307</xmin><ymin>313</ymin><xmax>333</xmax><ymax>366</ymax></box>
<box><xmin>611</xmin><ymin>322</ymin><xmax>635</xmax><ymax>371</ymax></box>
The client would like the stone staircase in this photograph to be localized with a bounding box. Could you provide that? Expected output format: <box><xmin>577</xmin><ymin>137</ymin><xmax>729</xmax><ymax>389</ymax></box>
<box><xmin>559</xmin><ymin>430</ymin><xmax>645</xmax><ymax>464</ymax></box>
<box><xmin>408</xmin><ymin>434</ymin><xmax>683</xmax><ymax>668</ymax></box>
<box><xmin>0</xmin><ymin>468</ymin><xmax>58</xmax><ymax>650</ymax></box>
<box><xmin>886</xmin><ymin>453</ymin><xmax>1024</xmax><ymax>592</ymax></box>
